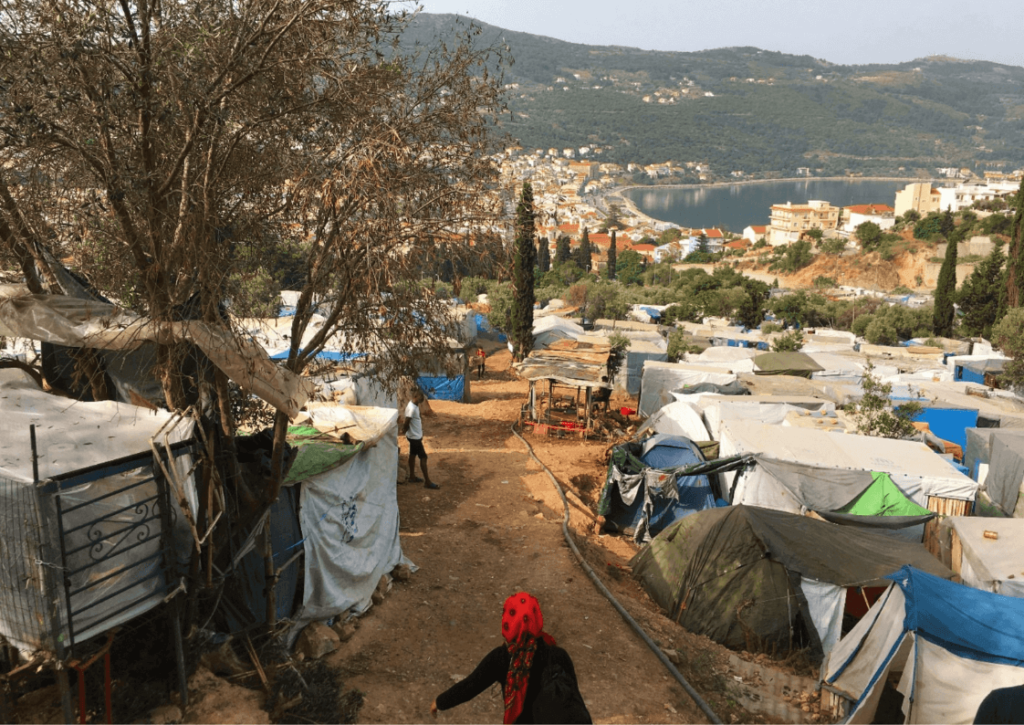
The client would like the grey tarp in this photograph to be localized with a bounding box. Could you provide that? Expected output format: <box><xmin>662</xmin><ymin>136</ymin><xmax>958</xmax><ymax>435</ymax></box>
<box><xmin>755</xmin><ymin>456</ymin><xmax>874</xmax><ymax>511</ymax></box>
<box><xmin>960</xmin><ymin>358</ymin><xmax>1008</xmax><ymax>375</ymax></box>
<box><xmin>631</xmin><ymin>505</ymin><xmax>952</xmax><ymax>653</ymax></box>
<box><xmin>814</xmin><ymin>511</ymin><xmax>935</xmax><ymax>530</ymax></box>
<box><xmin>987</xmin><ymin>430</ymin><xmax>1024</xmax><ymax>515</ymax></box>
<box><xmin>965</xmin><ymin>427</ymin><xmax>991</xmax><ymax>481</ymax></box>
<box><xmin>677</xmin><ymin>380</ymin><xmax>750</xmax><ymax>396</ymax></box>
<box><xmin>752</xmin><ymin>352</ymin><xmax>825</xmax><ymax>378</ymax></box>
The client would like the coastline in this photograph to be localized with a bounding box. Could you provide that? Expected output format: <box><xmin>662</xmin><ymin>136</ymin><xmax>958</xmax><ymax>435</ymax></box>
<box><xmin>607</xmin><ymin>176</ymin><xmax>940</xmax><ymax>229</ymax></box>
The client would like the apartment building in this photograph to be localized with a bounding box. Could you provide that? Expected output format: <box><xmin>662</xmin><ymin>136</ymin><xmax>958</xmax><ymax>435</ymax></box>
<box><xmin>768</xmin><ymin>200</ymin><xmax>839</xmax><ymax>246</ymax></box>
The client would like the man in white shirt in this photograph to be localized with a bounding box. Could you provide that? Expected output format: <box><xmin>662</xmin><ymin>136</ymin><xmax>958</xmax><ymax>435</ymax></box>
<box><xmin>402</xmin><ymin>389</ymin><xmax>438</xmax><ymax>489</ymax></box>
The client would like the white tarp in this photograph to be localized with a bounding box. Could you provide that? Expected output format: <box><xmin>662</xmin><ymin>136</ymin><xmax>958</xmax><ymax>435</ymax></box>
<box><xmin>637</xmin><ymin>361</ymin><xmax>737</xmax><ymax>418</ymax></box>
<box><xmin>702</xmin><ymin>397</ymin><xmax>834</xmax><ymax>441</ymax></box>
<box><xmin>945</xmin><ymin>517</ymin><xmax>1024</xmax><ymax>598</ymax></box>
<box><xmin>800</xmin><ymin>577</ymin><xmax>846</xmax><ymax>663</ymax></box>
<box><xmin>531</xmin><ymin>315</ymin><xmax>584</xmax><ymax>349</ymax></box>
<box><xmin>292</xmin><ymin>406</ymin><xmax>412</xmax><ymax>633</ymax></box>
<box><xmin>720</xmin><ymin>420</ymin><xmax>979</xmax><ymax>508</ymax></box>
<box><xmin>689</xmin><ymin>346</ymin><xmax>759</xmax><ymax>364</ymax></box>
<box><xmin>0</xmin><ymin>369</ymin><xmax>197</xmax><ymax>652</ymax></box>
<box><xmin>636</xmin><ymin>401</ymin><xmax>709</xmax><ymax>441</ymax></box>
<box><xmin>0</xmin><ymin>287</ymin><xmax>311</xmax><ymax>417</ymax></box>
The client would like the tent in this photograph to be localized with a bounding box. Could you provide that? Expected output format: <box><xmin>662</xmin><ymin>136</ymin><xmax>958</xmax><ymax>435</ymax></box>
<box><xmin>0</xmin><ymin>368</ymin><xmax>197</xmax><ymax>653</ymax></box>
<box><xmin>287</xmin><ymin>406</ymin><xmax>414</xmax><ymax>638</ymax></box>
<box><xmin>909</xmin><ymin>406</ymin><xmax>978</xmax><ymax>453</ymax></box>
<box><xmin>982</xmin><ymin>429</ymin><xmax>1024</xmax><ymax>516</ymax></box>
<box><xmin>939</xmin><ymin>517</ymin><xmax>1024</xmax><ymax>598</ymax></box>
<box><xmin>952</xmin><ymin>356</ymin><xmax>1008</xmax><ymax>384</ymax></box>
<box><xmin>823</xmin><ymin>566</ymin><xmax>1024</xmax><ymax>724</ymax></box>
<box><xmin>752</xmin><ymin>352</ymin><xmax>825</xmax><ymax>378</ymax></box>
<box><xmin>636</xmin><ymin>402</ymin><xmax>710</xmax><ymax>442</ymax></box>
<box><xmin>531</xmin><ymin>315</ymin><xmax>584</xmax><ymax>349</ymax></box>
<box><xmin>637</xmin><ymin>361</ymin><xmax>737</xmax><ymax>418</ymax></box>
<box><xmin>618</xmin><ymin>338</ymin><xmax>668</xmax><ymax>396</ymax></box>
<box><xmin>699</xmin><ymin>395</ymin><xmax>834</xmax><ymax>441</ymax></box>
<box><xmin>597</xmin><ymin>435</ymin><xmax>716</xmax><ymax>543</ymax></box>
<box><xmin>631</xmin><ymin>507</ymin><xmax>952</xmax><ymax>661</ymax></box>
<box><xmin>720</xmin><ymin>420</ymin><xmax>979</xmax><ymax>516</ymax></box>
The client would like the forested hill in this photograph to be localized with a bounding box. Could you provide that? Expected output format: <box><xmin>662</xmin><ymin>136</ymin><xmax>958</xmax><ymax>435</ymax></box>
<box><xmin>402</xmin><ymin>13</ymin><xmax>1024</xmax><ymax>177</ymax></box>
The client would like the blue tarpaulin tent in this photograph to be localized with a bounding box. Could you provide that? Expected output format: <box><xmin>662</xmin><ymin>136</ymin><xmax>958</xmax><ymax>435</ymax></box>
<box><xmin>270</xmin><ymin>349</ymin><xmax>368</xmax><ymax>362</ymax></box>
<box><xmin>417</xmin><ymin>375</ymin><xmax>465</xmax><ymax>402</ymax></box>
<box><xmin>597</xmin><ymin>435</ymin><xmax>715</xmax><ymax>542</ymax></box>
<box><xmin>911</xmin><ymin>406</ymin><xmax>978</xmax><ymax>451</ymax></box>
<box><xmin>824</xmin><ymin>566</ymin><xmax>1024</xmax><ymax>723</ymax></box>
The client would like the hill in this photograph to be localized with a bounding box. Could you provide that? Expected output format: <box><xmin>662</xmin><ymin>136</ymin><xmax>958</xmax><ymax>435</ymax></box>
<box><xmin>403</xmin><ymin>14</ymin><xmax>1024</xmax><ymax>177</ymax></box>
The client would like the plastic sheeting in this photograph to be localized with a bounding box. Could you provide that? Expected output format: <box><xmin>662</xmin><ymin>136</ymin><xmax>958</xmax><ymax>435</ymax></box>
<box><xmin>416</xmin><ymin>375</ymin><xmax>465</xmax><ymax>402</ymax></box>
<box><xmin>637</xmin><ymin>362</ymin><xmax>737</xmax><ymax>418</ymax></box>
<box><xmin>912</xmin><ymin>407</ymin><xmax>978</xmax><ymax>452</ymax></box>
<box><xmin>826</xmin><ymin>567</ymin><xmax>1024</xmax><ymax>724</ymax></box>
<box><xmin>0</xmin><ymin>287</ymin><xmax>312</xmax><ymax>418</ymax></box>
<box><xmin>944</xmin><ymin>517</ymin><xmax>1024</xmax><ymax>597</ymax></box>
<box><xmin>636</xmin><ymin>402</ymin><xmax>709</xmax><ymax>442</ymax></box>
<box><xmin>800</xmin><ymin>577</ymin><xmax>846</xmax><ymax>663</ymax></box>
<box><xmin>291</xmin><ymin>407</ymin><xmax>413</xmax><ymax>638</ymax></box>
<box><xmin>0</xmin><ymin>369</ymin><xmax>197</xmax><ymax>652</ymax></box>
<box><xmin>987</xmin><ymin>430</ymin><xmax>1024</xmax><ymax>516</ymax></box>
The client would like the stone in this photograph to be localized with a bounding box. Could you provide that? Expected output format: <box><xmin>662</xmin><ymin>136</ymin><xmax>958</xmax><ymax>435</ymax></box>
<box><xmin>294</xmin><ymin>622</ymin><xmax>340</xmax><ymax>660</ymax></box>
<box><xmin>332</xmin><ymin>621</ymin><xmax>358</xmax><ymax>642</ymax></box>
<box><xmin>199</xmin><ymin>640</ymin><xmax>248</xmax><ymax>677</ymax></box>
<box><xmin>371</xmin><ymin>575</ymin><xmax>390</xmax><ymax>605</ymax></box>
<box><xmin>392</xmin><ymin>564</ymin><xmax>412</xmax><ymax>582</ymax></box>
<box><xmin>148</xmin><ymin>705</ymin><xmax>183</xmax><ymax>725</ymax></box>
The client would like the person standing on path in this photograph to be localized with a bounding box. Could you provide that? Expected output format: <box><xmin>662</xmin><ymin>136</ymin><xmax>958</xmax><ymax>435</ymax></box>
<box><xmin>476</xmin><ymin>347</ymin><xmax>487</xmax><ymax>379</ymax></box>
<box><xmin>402</xmin><ymin>389</ymin><xmax>439</xmax><ymax>489</ymax></box>
<box><xmin>430</xmin><ymin>592</ymin><xmax>591</xmax><ymax>723</ymax></box>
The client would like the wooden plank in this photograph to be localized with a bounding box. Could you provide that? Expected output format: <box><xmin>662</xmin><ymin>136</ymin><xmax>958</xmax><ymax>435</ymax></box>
<box><xmin>951</xmin><ymin>529</ymin><xmax>963</xmax><ymax>576</ymax></box>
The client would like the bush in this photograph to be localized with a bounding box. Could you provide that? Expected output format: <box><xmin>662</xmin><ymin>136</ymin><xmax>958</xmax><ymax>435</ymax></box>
<box><xmin>852</xmin><ymin>364</ymin><xmax>922</xmax><ymax>438</ymax></box>
<box><xmin>992</xmin><ymin>309</ymin><xmax>1024</xmax><ymax>391</ymax></box>
<box><xmin>813</xmin><ymin>275</ymin><xmax>838</xmax><ymax>289</ymax></box>
<box><xmin>771</xmin><ymin>330</ymin><xmax>804</xmax><ymax>352</ymax></box>
<box><xmin>666</xmin><ymin>329</ymin><xmax>701</xmax><ymax>362</ymax></box>
<box><xmin>760</xmin><ymin>322</ymin><xmax>783</xmax><ymax>334</ymax></box>
<box><xmin>768</xmin><ymin>240</ymin><xmax>813</xmax><ymax>274</ymax></box>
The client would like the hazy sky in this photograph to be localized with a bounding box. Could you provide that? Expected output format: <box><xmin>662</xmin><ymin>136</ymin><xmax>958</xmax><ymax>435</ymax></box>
<box><xmin>412</xmin><ymin>0</ymin><xmax>1024</xmax><ymax>68</ymax></box>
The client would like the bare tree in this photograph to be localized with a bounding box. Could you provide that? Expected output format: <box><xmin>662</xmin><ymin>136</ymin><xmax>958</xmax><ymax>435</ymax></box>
<box><xmin>0</xmin><ymin>0</ymin><xmax>508</xmax><ymax>624</ymax></box>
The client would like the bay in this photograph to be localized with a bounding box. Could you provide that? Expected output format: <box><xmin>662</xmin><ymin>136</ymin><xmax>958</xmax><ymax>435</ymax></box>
<box><xmin>621</xmin><ymin>179</ymin><xmax>910</xmax><ymax>233</ymax></box>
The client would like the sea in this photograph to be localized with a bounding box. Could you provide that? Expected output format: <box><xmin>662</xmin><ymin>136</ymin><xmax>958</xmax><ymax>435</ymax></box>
<box><xmin>621</xmin><ymin>179</ymin><xmax>911</xmax><ymax>233</ymax></box>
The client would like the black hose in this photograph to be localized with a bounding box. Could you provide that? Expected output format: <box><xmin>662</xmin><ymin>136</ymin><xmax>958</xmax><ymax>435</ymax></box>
<box><xmin>510</xmin><ymin>424</ymin><xmax>723</xmax><ymax>724</ymax></box>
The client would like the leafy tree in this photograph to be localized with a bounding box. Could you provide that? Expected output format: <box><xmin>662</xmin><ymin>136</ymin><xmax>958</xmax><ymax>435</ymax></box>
<box><xmin>901</xmin><ymin>209</ymin><xmax>922</xmax><ymax>224</ymax></box>
<box><xmin>853</xmin><ymin>364</ymin><xmax>923</xmax><ymax>439</ymax></box>
<box><xmin>771</xmin><ymin>330</ymin><xmax>804</xmax><ymax>352</ymax></box>
<box><xmin>769</xmin><ymin>240</ymin><xmax>813</xmax><ymax>273</ymax></box>
<box><xmin>574</xmin><ymin>227</ymin><xmax>593</xmax><ymax>272</ymax></box>
<box><xmin>697</xmin><ymin>232</ymin><xmax>710</xmax><ymax>254</ymax></box>
<box><xmin>537</xmin><ymin>237</ymin><xmax>551</xmax><ymax>275</ymax></box>
<box><xmin>554</xmin><ymin>235</ymin><xmax>572</xmax><ymax>265</ymax></box>
<box><xmin>914</xmin><ymin>213</ymin><xmax>944</xmax><ymax>241</ymax></box>
<box><xmin>957</xmin><ymin>244</ymin><xmax>1006</xmax><ymax>338</ymax></box>
<box><xmin>607</xmin><ymin>230</ymin><xmax>617</xmax><ymax>280</ymax></box>
<box><xmin>666</xmin><ymin>329</ymin><xmax>701</xmax><ymax>361</ymax></box>
<box><xmin>658</xmin><ymin>228</ymin><xmax>683</xmax><ymax>245</ymax></box>
<box><xmin>603</xmin><ymin>203</ymin><xmax>623</xmax><ymax>231</ymax></box>
<box><xmin>616</xmin><ymin>250</ymin><xmax>645</xmax><ymax>285</ymax></box>
<box><xmin>856</xmin><ymin>221</ymin><xmax>883</xmax><ymax>250</ymax></box>
<box><xmin>992</xmin><ymin>308</ymin><xmax>1024</xmax><ymax>391</ymax></box>
<box><xmin>1007</xmin><ymin>178</ymin><xmax>1024</xmax><ymax>309</ymax></box>
<box><xmin>804</xmin><ymin>228</ymin><xmax>823</xmax><ymax>243</ymax></box>
<box><xmin>933</xmin><ymin>238</ymin><xmax>958</xmax><ymax>337</ymax></box>
<box><xmin>510</xmin><ymin>182</ymin><xmax>537</xmax><ymax>360</ymax></box>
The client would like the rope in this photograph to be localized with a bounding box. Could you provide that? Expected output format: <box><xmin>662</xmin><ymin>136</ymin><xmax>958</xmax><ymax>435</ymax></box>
<box><xmin>509</xmin><ymin>423</ymin><xmax>723</xmax><ymax>724</ymax></box>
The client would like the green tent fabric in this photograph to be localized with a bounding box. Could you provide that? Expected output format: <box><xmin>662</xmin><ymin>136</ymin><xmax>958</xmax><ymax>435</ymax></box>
<box><xmin>752</xmin><ymin>351</ymin><xmax>824</xmax><ymax>378</ymax></box>
<box><xmin>631</xmin><ymin>505</ymin><xmax>952</xmax><ymax>653</ymax></box>
<box><xmin>836</xmin><ymin>472</ymin><xmax>932</xmax><ymax>517</ymax></box>
<box><xmin>283</xmin><ymin>426</ymin><xmax>363</xmax><ymax>483</ymax></box>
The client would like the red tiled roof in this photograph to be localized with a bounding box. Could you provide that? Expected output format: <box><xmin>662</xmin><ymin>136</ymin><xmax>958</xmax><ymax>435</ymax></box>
<box><xmin>749</xmin><ymin>225</ymin><xmax>768</xmax><ymax>233</ymax></box>
<box><xmin>703</xmin><ymin>228</ymin><xmax>724</xmax><ymax>238</ymax></box>
<box><xmin>725</xmin><ymin>239</ymin><xmax>752</xmax><ymax>249</ymax></box>
<box><xmin>558</xmin><ymin>223</ymin><xmax>579</xmax><ymax>235</ymax></box>
<box><xmin>845</xmin><ymin>204</ymin><xmax>893</xmax><ymax>215</ymax></box>
<box><xmin>632</xmin><ymin>243</ymin><xmax>656</xmax><ymax>253</ymax></box>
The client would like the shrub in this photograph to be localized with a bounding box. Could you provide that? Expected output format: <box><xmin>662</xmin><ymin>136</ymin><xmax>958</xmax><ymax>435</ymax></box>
<box><xmin>852</xmin><ymin>364</ymin><xmax>922</xmax><ymax>439</ymax></box>
<box><xmin>813</xmin><ymin>275</ymin><xmax>838</xmax><ymax>289</ymax></box>
<box><xmin>771</xmin><ymin>330</ymin><xmax>804</xmax><ymax>352</ymax></box>
<box><xmin>667</xmin><ymin>329</ymin><xmax>701</xmax><ymax>362</ymax></box>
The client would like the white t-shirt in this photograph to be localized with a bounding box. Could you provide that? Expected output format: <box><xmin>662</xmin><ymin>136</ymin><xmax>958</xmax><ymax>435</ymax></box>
<box><xmin>404</xmin><ymin>400</ymin><xmax>423</xmax><ymax>440</ymax></box>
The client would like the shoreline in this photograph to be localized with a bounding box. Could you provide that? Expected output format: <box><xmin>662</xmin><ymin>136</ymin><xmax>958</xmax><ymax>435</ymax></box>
<box><xmin>606</xmin><ymin>176</ymin><xmax>939</xmax><ymax>229</ymax></box>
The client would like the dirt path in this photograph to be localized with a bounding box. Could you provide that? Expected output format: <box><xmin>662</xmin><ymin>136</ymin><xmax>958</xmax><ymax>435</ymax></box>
<box><xmin>332</xmin><ymin>350</ymin><xmax>759</xmax><ymax>724</ymax></box>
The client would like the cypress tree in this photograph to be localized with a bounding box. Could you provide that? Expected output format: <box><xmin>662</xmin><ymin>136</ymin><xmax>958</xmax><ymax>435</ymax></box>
<box><xmin>939</xmin><ymin>208</ymin><xmax>955</xmax><ymax>238</ymax></box>
<box><xmin>554</xmin><ymin>235</ymin><xmax>571</xmax><ymax>265</ymax></box>
<box><xmin>958</xmin><ymin>243</ymin><xmax>1006</xmax><ymax>339</ymax></box>
<box><xmin>606</xmin><ymin>230</ymin><xmax>617</xmax><ymax>280</ymax></box>
<box><xmin>510</xmin><ymin>182</ymin><xmax>536</xmax><ymax>361</ymax></box>
<box><xmin>574</xmin><ymin>226</ymin><xmax>592</xmax><ymax>272</ymax></box>
<box><xmin>537</xmin><ymin>236</ymin><xmax>551</xmax><ymax>275</ymax></box>
<box><xmin>1007</xmin><ymin>178</ymin><xmax>1024</xmax><ymax>309</ymax></box>
<box><xmin>933</xmin><ymin>237</ymin><xmax>958</xmax><ymax>337</ymax></box>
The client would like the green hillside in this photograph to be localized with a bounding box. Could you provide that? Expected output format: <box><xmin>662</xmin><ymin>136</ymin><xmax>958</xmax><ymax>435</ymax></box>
<box><xmin>403</xmin><ymin>14</ymin><xmax>1024</xmax><ymax>176</ymax></box>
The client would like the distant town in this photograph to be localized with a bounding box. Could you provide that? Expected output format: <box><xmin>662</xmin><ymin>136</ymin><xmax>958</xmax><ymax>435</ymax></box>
<box><xmin>498</xmin><ymin>145</ymin><xmax>1024</xmax><ymax>271</ymax></box>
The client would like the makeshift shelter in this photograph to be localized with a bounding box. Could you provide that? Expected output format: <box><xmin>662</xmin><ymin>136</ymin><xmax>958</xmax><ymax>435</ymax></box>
<box><xmin>631</xmin><ymin>507</ymin><xmax>952</xmax><ymax>661</ymax></box>
<box><xmin>721</xmin><ymin>420</ymin><xmax>979</xmax><ymax>514</ymax></box>
<box><xmin>636</xmin><ymin>402</ymin><xmax>710</xmax><ymax>442</ymax></box>
<box><xmin>752</xmin><ymin>352</ymin><xmax>824</xmax><ymax>378</ymax></box>
<box><xmin>823</xmin><ymin>566</ymin><xmax>1024</xmax><ymax>724</ymax></box>
<box><xmin>597</xmin><ymin>435</ymin><xmax>716</xmax><ymax>543</ymax></box>
<box><xmin>531</xmin><ymin>315</ymin><xmax>584</xmax><ymax>350</ymax></box>
<box><xmin>909</xmin><ymin>405</ymin><xmax>978</xmax><ymax>453</ymax></box>
<box><xmin>699</xmin><ymin>395</ymin><xmax>834</xmax><ymax>441</ymax></box>
<box><xmin>637</xmin><ymin>361</ymin><xmax>738</xmax><ymax>418</ymax></box>
<box><xmin>952</xmin><ymin>356</ymin><xmax>1008</xmax><ymax>385</ymax></box>
<box><xmin>288</xmin><ymin>406</ymin><xmax>413</xmax><ymax>636</ymax></box>
<box><xmin>416</xmin><ymin>340</ymin><xmax>471</xmax><ymax>402</ymax></box>
<box><xmin>617</xmin><ymin>338</ymin><xmax>668</xmax><ymax>397</ymax></box>
<box><xmin>981</xmin><ymin>429</ymin><xmax>1024</xmax><ymax>516</ymax></box>
<box><xmin>938</xmin><ymin>517</ymin><xmax>1024</xmax><ymax>597</ymax></box>
<box><xmin>515</xmin><ymin>338</ymin><xmax>612</xmax><ymax>435</ymax></box>
<box><xmin>0</xmin><ymin>368</ymin><xmax>197</xmax><ymax>656</ymax></box>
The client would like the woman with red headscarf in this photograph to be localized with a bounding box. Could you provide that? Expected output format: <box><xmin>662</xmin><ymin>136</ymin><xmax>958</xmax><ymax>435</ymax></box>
<box><xmin>430</xmin><ymin>592</ymin><xmax>591</xmax><ymax>723</ymax></box>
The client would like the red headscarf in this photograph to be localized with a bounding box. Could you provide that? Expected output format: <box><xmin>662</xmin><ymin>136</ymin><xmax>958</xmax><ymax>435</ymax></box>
<box><xmin>501</xmin><ymin>592</ymin><xmax>556</xmax><ymax>724</ymax></box>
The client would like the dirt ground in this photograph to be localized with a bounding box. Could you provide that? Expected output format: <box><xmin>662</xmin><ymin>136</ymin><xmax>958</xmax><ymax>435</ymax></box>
<box><xmin>311</xmin><ymin>346</ymin><xmax>774</xmax><ymax>725</ymax></box>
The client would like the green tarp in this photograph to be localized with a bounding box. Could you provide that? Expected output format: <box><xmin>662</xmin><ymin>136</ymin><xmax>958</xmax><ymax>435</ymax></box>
<box><xmin>836</xmin><ymin>472</ymin><xmax>931</xmax><ymax>517</ymax></box>
<box><xmin>752</xmin><ymin>351</ymin><xmax>824</xmax><ymax>378</ymax></box>
<box><xmin>283</xmin><ymin>426</ymin><xmax>363</xmax><ymax>484</ymax></box>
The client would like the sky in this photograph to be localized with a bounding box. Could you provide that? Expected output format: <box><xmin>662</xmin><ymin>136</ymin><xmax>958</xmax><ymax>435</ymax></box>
<box><xmin>411</xmin><ymin>0</ymin><xmax>1024</xmax><ymax>68</ymax></box>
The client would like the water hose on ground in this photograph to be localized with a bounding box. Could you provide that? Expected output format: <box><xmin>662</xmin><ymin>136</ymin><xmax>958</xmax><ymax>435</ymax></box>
<box><xmin>510</xmin><ymin>424</ymin><xmax>724</xmax><ymax>724</ymax></box>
